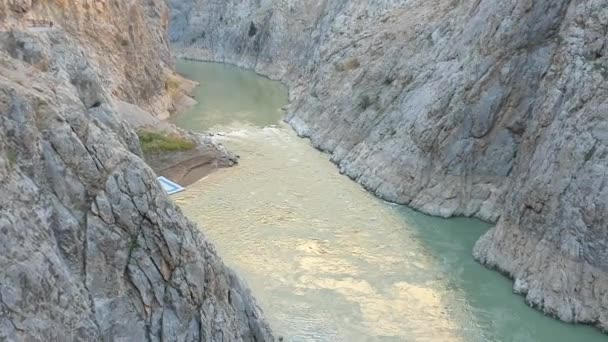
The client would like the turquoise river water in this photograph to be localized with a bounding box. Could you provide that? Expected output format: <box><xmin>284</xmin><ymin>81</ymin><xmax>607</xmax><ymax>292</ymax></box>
<box><xmin>170</xmin><ymin>60</ymin><xmax>606</xmax><ymax>342</ymax></box>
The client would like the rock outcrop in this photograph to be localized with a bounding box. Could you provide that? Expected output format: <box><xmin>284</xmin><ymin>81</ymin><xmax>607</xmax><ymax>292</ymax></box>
<box><xmin>0</xmin><ymin>1</ymin><xmax>272</xmax><ymax>340</ymax></box>
<box><xmin>169</xmin><ymin>0</ymin><xmax>608</xmax><ymax>331</ymax></box>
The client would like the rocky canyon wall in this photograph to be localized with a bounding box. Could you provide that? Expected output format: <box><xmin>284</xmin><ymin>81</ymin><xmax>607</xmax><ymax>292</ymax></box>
<box><xmin>0</xmin><ymin>1</ymin><xmax>272</xmax><ymax>340</ymax></box>
<box><xmin>169</xmin><ymin>0</ymin><xmax>608</xmax><ymax>331</ymax></box>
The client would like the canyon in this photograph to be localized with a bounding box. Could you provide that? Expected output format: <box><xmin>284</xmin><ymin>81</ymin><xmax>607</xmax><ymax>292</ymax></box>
<box><xmin>169</xmin><ymin>0</ymin><xmax>608</xmax><ymax>332</ymax></box>
<box><xmin>168</xmin><ymin>60</ymin><xmax>606</xmax><ymax>341</ymax></box>
<box><xmin>0</xmin><ymin>0</ymin><xmax>606</xmax><ymax>340</ymax></box>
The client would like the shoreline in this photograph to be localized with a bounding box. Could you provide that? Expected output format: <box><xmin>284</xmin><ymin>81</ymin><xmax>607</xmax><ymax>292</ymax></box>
<box><xmin>125</xmin><ymin>72</ymin><xmax>239</xmax><ymax>187</ymax></box>
<box><xmin>143</xmin><ymin>134</ymin><xmax>238</xmax><ymax>187</ymax></box>
<box><xmin>167</xmin><ymin>53</ymin><xmax>608</xmax><ymax>335</ymax></box>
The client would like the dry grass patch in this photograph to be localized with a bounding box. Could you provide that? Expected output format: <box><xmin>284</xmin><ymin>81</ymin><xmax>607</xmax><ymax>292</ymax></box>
<box><xmin>336</xmin><ymin>57</ymin><xmax>361</xmax><ymax>71</ymax></box>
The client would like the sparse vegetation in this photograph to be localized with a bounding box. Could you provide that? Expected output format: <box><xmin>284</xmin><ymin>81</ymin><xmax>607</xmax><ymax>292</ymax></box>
<box><xmin>359</xmin><ymin>94</ymin><xmax>373</xmax><ymax>110</ymax></box>
<box><xmin>34</xmin><ymin>59</ymin><xmax>50</xmax><ymax>72</ymax></box>
<box><xmin>248</xmin><ymin>21</ymin><xmax>257</xmax><ymax>37</ymax></box>
<box><xmin>343</xmin><ymin>57</ymin><xmax>360</xmax><ymax>70</ymax></box>
<box><xmin>115</xmin><ymin>32</ymin><xmax>130</xmax><ymax>47</ymax></box>
<box><xmin>138</xmin><ymin>130</ymin><xmax>196</xmax><ymax>153</ymax></box>
<box><xmin>592</xmin><ymin>60</ymin><xmax>608</xmax><ymax>79</ymax></box>
<box><xmin>337</xmin><ymin>57</ymin><xmax>361</xmax><ymax>72</ymax></box>
<box><xmin>165</xmin><ymin>75</ymin><xmax>181</xmax><ymax>99</ymax></box>
<box><xmin>383</xmin><ymin>75</ymin><xmax>395</xmax><ymax>85</ymax></box>
<box><xmin>129</xmin><ymin>236</ymin><xmax>140</xmax><ymax>252</ymax></box>
<box><xmin>7</xmin><ymin>149</ymin><xmax>17</xmax><ymax>167</ymax></box>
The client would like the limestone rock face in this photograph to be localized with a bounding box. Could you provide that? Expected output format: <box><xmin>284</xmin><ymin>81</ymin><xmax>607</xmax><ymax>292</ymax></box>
<box><xmin>169</xmin><ymin>0</ymin><xmax>608</xmax><ymax>330</ymax></box>
<box><xmin>0</xmin><ymin>1</ymin><xmax>272</xmax><ymax>341</ymax></box>
<box><xmin>2</xmin><ymin>0</ymin><xmax>174</xmax><ymax>117</ymax></box>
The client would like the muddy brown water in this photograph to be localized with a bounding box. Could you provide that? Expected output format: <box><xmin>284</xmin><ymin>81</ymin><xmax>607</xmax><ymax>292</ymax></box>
<box><xmin>171</xmin><ymin>60</ymin><xmax>607</xmax><ymax>342</ymax></box>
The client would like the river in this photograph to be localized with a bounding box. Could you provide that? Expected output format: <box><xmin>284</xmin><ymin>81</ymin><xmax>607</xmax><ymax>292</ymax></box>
<box><xmin>170</xmin><ymin>60</ymin><xmax>606</xmax><ymax>342</ymax></box>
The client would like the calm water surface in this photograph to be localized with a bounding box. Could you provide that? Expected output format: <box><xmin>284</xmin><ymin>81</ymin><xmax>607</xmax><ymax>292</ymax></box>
<box><xmin>172</xmin><ymin>60</ymin><xmax>606</xmax><ymax>342</ymax></box>
<box><xmin>172</xmin><ymin>60</ymin><xmax>287</xmax><ymax>130</ymax></box>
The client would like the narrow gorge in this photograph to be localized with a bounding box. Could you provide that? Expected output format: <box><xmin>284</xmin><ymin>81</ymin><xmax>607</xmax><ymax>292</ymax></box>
<box><xmin>0</xmin><ymin>0</ymin><xmax>606</xmax><ymax>341</ymax></box>
<box><xmin>169</xmin><ymin>0</ymin><xmax>608</xmax><ymax>333</ymax></box>
<box><xmin>168</xmin><ymin>60</ymin><xmax>606</xmax><ymax>341</ymax></box>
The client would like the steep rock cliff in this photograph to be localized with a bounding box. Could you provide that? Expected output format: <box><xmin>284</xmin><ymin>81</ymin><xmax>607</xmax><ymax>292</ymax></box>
<box><xmin>1</xmin><ymin>0</ymin><xmax>177</xmax><ymax>117</ymax></box>
<box><xmin>0</xmin><ymin>1</ymin><xmax>272</xmax><ymax>340</ymax></box>
<box><xmin>169</xmin><ymin>0</ymin><xmax>608</xmax><ymax>331</ymax></box>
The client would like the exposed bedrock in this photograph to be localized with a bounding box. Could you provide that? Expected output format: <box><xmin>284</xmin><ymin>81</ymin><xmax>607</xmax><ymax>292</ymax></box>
<box><xmin>0</xmin><ymin>1</ymin><xmax>272</xmax><ymax>340</ymax></box>
<box><xmin>169</xmin><ymin>0</ymin><xmax>608</xmax><ymax>330</ymax></box>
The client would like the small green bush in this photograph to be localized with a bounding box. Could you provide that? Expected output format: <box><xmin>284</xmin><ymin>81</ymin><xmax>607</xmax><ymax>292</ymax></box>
<box><xmin>359</xmin><ymin>94</ymin><xmax>373</xmax><ymax>110</ymax></box>
<box><xmin>7</xmin><ymin>149</ymin><xmax>17</xmax><ymax>167</ymax></box>
<box><xmin>129</xmin><ymin>237</ymin><xmax>140</xmax><ymax>252</ymax></box>
<box><xmin>138</xmin><ymin>131</ymin><xmax>196</xmax><ymax>153</ymax></box>
<box><xmin>165</xmin><ymin>75</ymin><xmax>181</xmax><ymax>99</ymax></box>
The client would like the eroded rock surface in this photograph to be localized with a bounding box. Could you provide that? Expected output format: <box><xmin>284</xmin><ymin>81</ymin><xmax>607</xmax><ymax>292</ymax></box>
<box><xmin>169</xmin><ymin>0</ymin><xmax>608</xmax><ymax>330</ymax></box>
<box><xmin>0</xmin><ymin>1</ymin><xmax>272</xmax><ymax>340</ymax></box>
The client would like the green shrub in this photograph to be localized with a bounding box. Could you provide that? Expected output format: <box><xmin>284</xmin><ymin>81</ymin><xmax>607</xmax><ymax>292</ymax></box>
<box><xmin>7</xmin><ymin>149</ymin><xmax>17</xmax><ymax>167</ymax></box>
<box><xmin>165</xmin><ymin>75</ymin><xmax>181</xmax><ymax>99</ymax></box>
<box><xmin>359</xmin><ymin>94</ymin><xmax>373</xmax><ymax>110</ymax></box>
<box><xmin>129</xmin><ymin>237</ymin><xmax>140</xmax><ymax>252</ymax></box>
<box><xmin>138</xmin><ymin>131</ymin><xmax>196</xmax><ymax>153</ymax></box>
